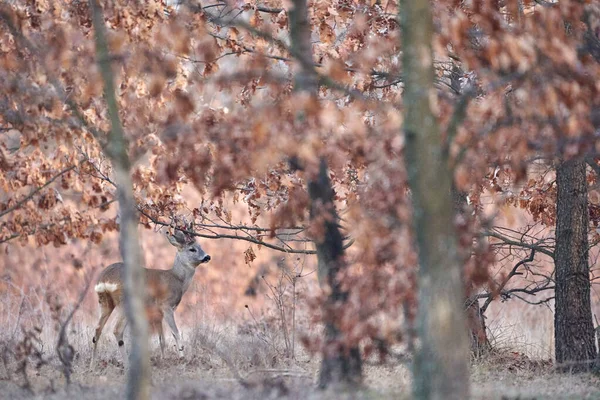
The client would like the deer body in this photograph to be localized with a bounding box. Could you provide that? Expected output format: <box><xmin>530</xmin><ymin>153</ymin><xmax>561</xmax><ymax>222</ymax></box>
<box><xmin>90</xmin><ymin>231</ymin><xmax>210</xmax><ymax>368</ymax></box>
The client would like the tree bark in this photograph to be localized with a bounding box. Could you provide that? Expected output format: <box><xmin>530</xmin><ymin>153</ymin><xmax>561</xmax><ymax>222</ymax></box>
<box><xmin>554</xmin><ymin>159</ymin><xmax>596</xmax><ymax>373</ymax></box>
<box><xmin>399</xmin><ymin>0</ymin><xmax>470</xmax><ymax>398</ymax></box>
<box><xmin>288</xmin><ymin>0</ymin><xmax>362</xmax><ymax>387</ymax></box>
<box><xmin>309</xmin><ymin>159</ymin><xmax>362</xmax><ymax>387</ymax></box>
<box><xmin>453</xmin><ymin>187</ymin><xmax>491</xmax><ymax>354</ymax></box>
<box><xmin>465</xmin><ymin>297</ymin><xmax>491</xmax><ymax>355</ymax></box>
<box><xmin>90</xmin><ymin>1</ymin><xmax>151</xmax><ymax>398</ymax></box>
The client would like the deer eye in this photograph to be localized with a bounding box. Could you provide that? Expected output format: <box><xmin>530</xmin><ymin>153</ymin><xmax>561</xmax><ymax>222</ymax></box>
<box><xmin>189</xmin><ymin>248</ymin><xmax>197</xmax><ymax>253</ymax></box>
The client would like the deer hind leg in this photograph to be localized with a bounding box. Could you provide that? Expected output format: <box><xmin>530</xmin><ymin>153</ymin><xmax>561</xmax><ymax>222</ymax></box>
<box><xmin>90</xmin><ymin>292</ymin><xmax>115</xmax><ymax>370</ymax></box>
<box><xmin>163</xmin><ymin>308</ymin><xmax>184</xmax><ymax>358</ymax></box>
<box><xmin>113</xmin><ymin>307</ymin><xmax>128</xmax><ymax>368</ymax></box>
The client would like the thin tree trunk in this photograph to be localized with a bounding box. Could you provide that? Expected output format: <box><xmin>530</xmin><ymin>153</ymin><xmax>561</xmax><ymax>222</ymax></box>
<box><xmin>554</xmin><ymin>159</ymin><xmax>596</xmax><ymax>373</ymax></box>
<box><xmin>465</xmin><ymin>297</ymin><xmax>490</xmax><ymax>355</ymax></box>
<box><xmin>308</xmin><ymin>159</ymin><xmax>362</xmax><ymax>387</ymax></box>
<box><xmin>399</xmin><ymin>0</ymin><xmax>470</xmax><ymax>398</ymax></box>
<box><xmin>90</xmin><ymin>1</ymin><xmax>150</xmax><ymax>398</ymax></box>
<box><xmin>453</xmin><ymin>187</ymin><xmax>491</xmax><ymax>354</ymax></box>
<box><xmin>288</xmin><ymin>0</ymin><xmax>361</xmax><ymax>387</ymax></box>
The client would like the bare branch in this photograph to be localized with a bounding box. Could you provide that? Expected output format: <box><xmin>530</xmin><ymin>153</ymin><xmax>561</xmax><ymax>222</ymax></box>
<box><xmin>0</xmin><ymin>165</ymin><xmax>77</xmax><ymax>220</ymax></box>
<box><xmin>485</xmin><ymin>229</ymin><xmax>554</xmax><ymax>258</ymax></box>
<box><xmin>139</xmin><ymin>207</ymin><xmax>354</xmax><ymax>255</ymax></box>
<box><xmin>512</xmin><ymin>293</ymin><xmax>554</xmax><ymax>306</ymax></box>
<box><xmin>256</xmin><ymin>5</ymin><xmax>283</xmax><ymax>14</ymax></box>
<box><xmin>195</xmin><ymin>5</ymin><xmax>393</xmax><ymax>100</ymax></box>
<box><xmin>480</xmin><ymin>250</ymin><xmax>535</xmax><ymax>314</ymax></box>
<box><xmin>84</xmin><ymin>157</ymin><xmax>353</xmax><ymax>254</ymax></box>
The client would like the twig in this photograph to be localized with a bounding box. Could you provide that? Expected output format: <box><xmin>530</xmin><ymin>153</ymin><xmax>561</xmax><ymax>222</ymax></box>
<box><xmin>245</xmin><ymin>368</ymin><xmax>311</xmax><ymax>379</ymax></box>
<box><xmin>56</xmin><ymin>273</ymin><xmax>94</xmax><ymax>385</ymax></box>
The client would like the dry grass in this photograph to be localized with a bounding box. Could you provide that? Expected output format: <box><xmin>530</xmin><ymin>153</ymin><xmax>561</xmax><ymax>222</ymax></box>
<box><xmin>2</xmin><ymin>230</ymin><xmax>600</xmax><ymax>399</ymax></box>
<box><xmin>3</xmin><ymin>330</ymin><xmax>600</xmax><ymax>400</ymax></box>
<box><xmin>472</xmin><ymin>355</ymin><xmax>600</xmax><ymax>400</ymax></box>
<box><xmin>2</xmin><ymin>295</ymin><xmax>600</xmax><ymax>400</ymax></box>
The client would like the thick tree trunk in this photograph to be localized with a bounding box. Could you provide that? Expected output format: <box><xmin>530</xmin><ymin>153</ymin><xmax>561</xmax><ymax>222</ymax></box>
<box><xmin>554</xmin><ymin>159</ymin><xmax>596</xmax><ymax>373</ymax></box>
<box><xmin>400</xmin><ymin>0</ymin><xmax>470</xmax><ymax>398</ymax></box>
<box><xmin>90</xmin><ymin>1</ymin><xmax>151</xmax><ymax>398</ymax></box>
<box><xmin>288</xmin><ymin>0</ymin><xmax>361</xmax><ymax>387</ymax></box>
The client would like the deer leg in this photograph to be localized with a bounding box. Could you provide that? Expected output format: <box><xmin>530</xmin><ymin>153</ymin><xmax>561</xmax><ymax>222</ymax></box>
<box><xmin>157</xmin><ymin>321</ymin><xmax>165</xmax><ymax>359</ymax></box>
<box><xmin>163</xmin><ymin>308</ymin><xmax>183</xmax><ymax>358</ymax></box>
<box><xmin>149</xmin><ymin>304</ymin><xmax>165</xmax><ymax>359</ymax></box>
<box><xmin>90</xmin><ymin>294</ymin><xmax>114</xmax><ymax>370</ymax></box>
<box><xmin>113</xmin><ymin>308</ymin><xmax>128</xmax><ymax>368</ymax></box>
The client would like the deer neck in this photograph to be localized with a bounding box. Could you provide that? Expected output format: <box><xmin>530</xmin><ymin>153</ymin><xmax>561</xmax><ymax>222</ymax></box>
<box><xmin>171</xmin><ymin>253</ymin><xmax>197</xmax><ymax>293</ymax></box>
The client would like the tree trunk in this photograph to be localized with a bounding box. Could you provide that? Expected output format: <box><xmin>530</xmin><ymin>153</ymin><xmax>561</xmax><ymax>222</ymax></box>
<box><xmin>288</xmin><ymin>0</ymin><xmax>362</xmax><ymax>387</ymax></box>
<box><xmin>90</xmin><ymin>1</ymin><xmax>151</xmax><ymax>398</ymax></box>
<box><xmin>399</xmin><ymin>0</ymin><xmax>470</xmax><ymax>398</ymax></box>
<box><xmin>554</xmin><ymin>159</ymin><xmax>596</xmax><ymax>373</ymax></box>
<box><xmin>453</xmin><ymin>188</ymin><xmax>491</xmax><ymax>354</ymax></box>
<box><xmin>465</xmin><ymin>297</ymin><xmax>491</xmax><ymax>356</ymax></box>
<box><xmin>309</xmin><ymin>159</ymin><xmax>362</xmax><ymax>387</ymax></box>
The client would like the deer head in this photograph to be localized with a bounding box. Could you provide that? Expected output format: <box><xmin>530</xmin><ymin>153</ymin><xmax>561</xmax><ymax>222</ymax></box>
<box><xmin>166</xmin><ymin>230</ymin><xmax>211</xmax><ymax>267</ymax></box>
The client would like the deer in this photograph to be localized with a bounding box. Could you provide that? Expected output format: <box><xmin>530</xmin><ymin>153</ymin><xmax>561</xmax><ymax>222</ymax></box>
<box><xmin>89</xmin><ymin>230</ymin><xmax>211</xmax><ymax>369</ymax></box>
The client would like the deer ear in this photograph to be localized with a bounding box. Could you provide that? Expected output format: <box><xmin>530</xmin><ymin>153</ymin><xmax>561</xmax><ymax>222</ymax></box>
<box><xmin>167</xmin><ymin>230</ymin><xmax>187</xmax><ymax>248</ymax></box>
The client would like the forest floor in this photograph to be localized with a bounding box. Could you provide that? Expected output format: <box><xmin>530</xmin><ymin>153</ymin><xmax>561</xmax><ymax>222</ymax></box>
<box><xmin>2</xmin><ymin>348</ymin><xmax>600</xmax><ymax>400</ymax></box>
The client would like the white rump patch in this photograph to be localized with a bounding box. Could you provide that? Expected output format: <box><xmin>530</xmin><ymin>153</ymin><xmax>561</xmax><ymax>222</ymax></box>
<box><xmin>94</xmin><ymin>282</ymin><xmax>119</xmax><ymax>293</ymax></box>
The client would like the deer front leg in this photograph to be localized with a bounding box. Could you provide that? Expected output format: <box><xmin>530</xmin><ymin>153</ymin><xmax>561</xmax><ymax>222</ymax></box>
<box><xmin>156</xmin><ymin>321</ymin><xmax>165</xmax><ymax>359</ymax></box>
<box><xmin>163</xmin><ymin>308</ymin><xmax>184</xmax><ymax>358</ymax></box>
